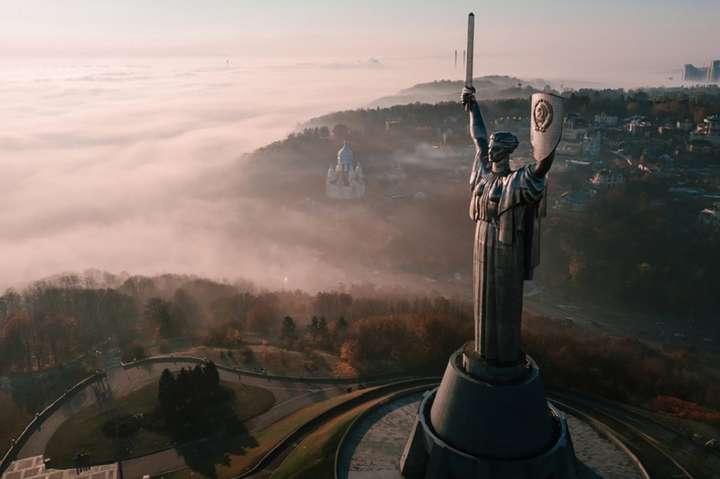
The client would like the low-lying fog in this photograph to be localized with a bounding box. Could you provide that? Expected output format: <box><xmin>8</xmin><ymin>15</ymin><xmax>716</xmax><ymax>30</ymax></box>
<box><xmin>1</xmin><ymin>57</ymin><xmax>426</xmax><ymax>290</ymax></box>
<box><xmin>0</xmin><ymin>56</ymin><xmax>685</xmax><ymax>291</ymax></box>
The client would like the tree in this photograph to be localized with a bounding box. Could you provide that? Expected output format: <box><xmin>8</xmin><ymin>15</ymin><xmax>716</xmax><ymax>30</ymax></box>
<box><xmin>158</xmin><ymin>369</ymin><xmax>177</xmax><ymax>418</ymax></box>
<box><xmin>308</xmin><ymin>316</ymin><xmax>319</xmax><ymax>342</ymax></box>
<box><xmin>121</xmin><ymin>343</ymin><xmax>146</xmax><ymax>363</ymax></box>
<box><xmin>332</xmin><ymin>124</ymin><xmax>350</xmax><ymax>140</ymax></box>
<box><xmin>246</xmin><ymin>293</ymin><xmax>279</xmax><ymax>335</ymax></box>
<box><xmin>317</xmin><ymin>317</ymin><xmax>330</xmax><ymax>347</ymax></box>
<box><xmin>170</xmin><ymin>289</ymin><xmax>200</xmax><ymax>333</ymax></box>
<box><xmin>333</xmin><ymin>316</ymin><xmax>349</xmax><ymax>346</ymax></box>
<box><xmin>144</xmin><ymin>297</ymin><xmax>175</xmax><ymax>338</ymax></box>
<box><xmin>281</xmin><ymin>316</ymin><xmax>297</xmax><ymax>346</ymax></box>
<box><xmin>204</xmin><ymin>361</ymin><xmax>220</xmax><ymax>390</ymax></box>
<box><xmin>0</xmin><ymin>313</ymin><xmax>33</xmax><ymax>371</ymax></box>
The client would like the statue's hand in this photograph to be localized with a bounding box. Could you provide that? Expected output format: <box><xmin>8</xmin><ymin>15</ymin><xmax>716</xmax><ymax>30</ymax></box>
<box><xmin>461</xmin><ymin>86</ymin><xmax>477</xmax><ymax>108</ymax></box>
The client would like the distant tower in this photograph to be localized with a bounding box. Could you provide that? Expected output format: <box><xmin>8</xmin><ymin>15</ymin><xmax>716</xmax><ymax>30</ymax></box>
<box><xmin>454</xmin><ymin>50</ymin><xmax>458</xmax><ymax>69</ymax></box>
<box><xmin>326</xmin><ymin>142</ymin><xmax>366</xmax><ymax>200</ymax></box>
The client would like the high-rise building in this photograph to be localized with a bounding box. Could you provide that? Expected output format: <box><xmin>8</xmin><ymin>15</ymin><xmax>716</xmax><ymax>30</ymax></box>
<box><xmin>683</xmin><ymin>61</ymin><xmax>720</xmax><ymax>83</ymax></box>
<box><xmin>684</xmin><ymin>64</ymin><xmax>710</xmax><ymax>82</ymax></box>
<box><xmin>709</xmin><ymin>60</ymin><xmax>720</xmax><ymax>83</ymax></box>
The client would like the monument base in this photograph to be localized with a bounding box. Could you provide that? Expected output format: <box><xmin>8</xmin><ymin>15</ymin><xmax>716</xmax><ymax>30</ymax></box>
<box><xmin>400</xmin><ymin>348</ymin><xmax>577</xmax><ymax>479</ymax></box>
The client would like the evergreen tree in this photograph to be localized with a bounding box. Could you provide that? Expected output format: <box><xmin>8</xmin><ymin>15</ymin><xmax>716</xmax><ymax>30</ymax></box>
<box><xmin>144</xmin><ymin>297</ymin><xmax>175</xmax><ymax>338</ymax></box>
<box><xmin>336</xmin><ymin>316</ymin><xmax>348</xmax><ymax>336</ymax></box>
<box><xmin>281</xmin><ymin>316</ymin><xmax>297</xmax><ymax>345</ymax></box>
<box><xmin>204</xmin><ymin>361</ymin><xmax>220</xmax><ymax>391</ymax></box>
<box><xmin>309</xmin><ymin>316</ymin><xmax>320</xmax><ymax>341</ymax></box>
<box><xmin>158</xmin><ymin>368</ymin><xmax>176</xmax><ymax>417</ymax></box>
<box><xmin>317</xmin><ymin>316</ymin><xmax>330</xmax><ymax>346</ymax></box>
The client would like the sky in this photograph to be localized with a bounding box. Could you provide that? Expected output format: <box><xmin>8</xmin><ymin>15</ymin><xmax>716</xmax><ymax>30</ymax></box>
<box><xmin>0</xmin><ymin>1</ymin><xmax>718</xmax><ymax>290</ymax></box>
<box><xmin>1</xmin><ymin>0</ymin><xmax>719</xmax><ymax>79</ymax></box>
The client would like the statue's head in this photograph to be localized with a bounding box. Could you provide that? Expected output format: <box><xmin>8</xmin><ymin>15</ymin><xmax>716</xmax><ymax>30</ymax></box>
<box><xmin>488</xmin><ymin>132</ymin><xmax>519</xmax><ymax>164</ymax></box>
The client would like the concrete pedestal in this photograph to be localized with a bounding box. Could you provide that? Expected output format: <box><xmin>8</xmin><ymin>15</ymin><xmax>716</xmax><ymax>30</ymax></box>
<box><xmin>400</xmin><ymin>348</ymin><xmax>577</xmax><ymax>479</ymax></box>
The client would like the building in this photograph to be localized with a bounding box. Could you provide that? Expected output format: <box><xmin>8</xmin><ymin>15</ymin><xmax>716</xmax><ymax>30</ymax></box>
<box><xmin>590</xmin><ymin>169</ymin><xmax>626</xmax><ymax>188</ymax></box>
<box><xmin>699</xmin><ymin>204</ymin><xmax>720</xmax><ymax>231</ymax></box>
<box><xmin>563</xmin><ymin>114</ymin><xmax>588</xmax><ymax>141</ymax></box>
<box><xmin>627</xmin><ymin>118</ymin><xmax>653</xmax><ymax>137</ymax></box>
<box><xmin>1</xmin><ymin>455</ymin><xmax>118</xmax><ymax>479</ymax></box>
<box><xmin>683</xmin><ymin>61</ymin><xmax>720</xmax><ymax>83</ymax></box>
<box><xmin>709</xmin><ymin>60</ymin><xmax>720</xmax><ymax>83</ymax></box>
<box><xmin>677</xmin><ymin>119</ymin><xmax>695</xmax><ymax>132</ymax></box>
<box><xmin>684</xmin><ymin>63</ymin><xmax>710</xmax><ymax>82</ymax></box>
<box><xmin>326</xmin><ymin>142</ymin><xmax>366</xmax><ymax>199</ymax></box>
<box><xmin>582</xmin><ymin>131</ymin><xmax>602</xmax><ymax>158</ymax></box>
<box><xmin>593</xmin><ymin>112</ymin><xmax>619</xmax><ymax>127</ymax></box>
<box><xmin>703</xmin><ymin>114</ymin><xmax>720</xmax><ymax>137</ymax></box>
<box><xmin>689</xmin><ymin>114</ymin><xmax>720</xmax><ymax>148</ymax></box>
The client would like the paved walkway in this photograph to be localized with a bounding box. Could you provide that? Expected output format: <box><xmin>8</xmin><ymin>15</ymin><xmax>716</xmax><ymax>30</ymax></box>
<box><xmin>339</xmin><ymin>394</ymin><xmax>644</xmax><ymax>479</ymax></box>
<box><xmin>17</xmin><ymin>361</ymin><xmax>352</xmax><ymax>479</ymax></box>
<box><xmin>2</xmin><ymin>455</ymin><xmax>118</xmax><ymax>479</ymax></box>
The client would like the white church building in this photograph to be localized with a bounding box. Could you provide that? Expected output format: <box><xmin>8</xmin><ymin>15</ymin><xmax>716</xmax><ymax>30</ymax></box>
<box><xmin>326</xmin><ymin>141</ymin><xmax>366</xmax><ymax>199</ymax></box>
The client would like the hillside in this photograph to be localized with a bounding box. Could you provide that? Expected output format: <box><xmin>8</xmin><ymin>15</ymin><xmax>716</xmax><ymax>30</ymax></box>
<box><xmin>367</xmin><ymin>75</ymin><xmax>551</xmax><ymax>108</ymax></box>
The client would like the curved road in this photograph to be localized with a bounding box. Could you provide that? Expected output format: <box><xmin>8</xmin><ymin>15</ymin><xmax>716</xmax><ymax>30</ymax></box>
<box><xmin>16</xmin><ymin>361</ymin><xmax>361</xmax><ymax>478</ymax></box>
<box><xmin>549</xmin><ymin>391</ymin><xmax>720</xmax><ymax>479</ymax></box>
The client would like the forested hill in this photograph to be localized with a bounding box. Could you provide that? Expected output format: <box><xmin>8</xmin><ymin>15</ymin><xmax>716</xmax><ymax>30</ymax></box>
<box><xmin>241</xmin><ymin>87</ymin><xmax>720</xmax><ymax>330</ymax></box>
<box><xmin>299</xmin><ymin>98</ymin><xmax>529</xmax><ymax>145</ymax></box>
<box><xmin>367</xmin><ymin>75</ymin><xmax>551</xmax><ymax>108</ymax></box>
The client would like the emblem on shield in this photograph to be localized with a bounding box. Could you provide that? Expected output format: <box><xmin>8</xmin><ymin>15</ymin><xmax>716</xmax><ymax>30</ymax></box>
<box><xmin>530</xmin><ymin>93</ymin><xmax>565</xmax><ymax>162</ymax></box>
<box><xmin>533</xmin><ymin>99</ymin><xmax>553</xmax><ymax>133</ymax></box>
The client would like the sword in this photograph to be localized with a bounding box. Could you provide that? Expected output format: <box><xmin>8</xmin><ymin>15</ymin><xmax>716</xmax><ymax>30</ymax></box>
<box><xmin>465</xmin><ymin>12</ymin><xmax>474</xmax><ymax>88</ymax></box>
<box><xmin>465</xmin><ymin>12</ymin><xmax>475</xmax><ymax>111</ymax></box>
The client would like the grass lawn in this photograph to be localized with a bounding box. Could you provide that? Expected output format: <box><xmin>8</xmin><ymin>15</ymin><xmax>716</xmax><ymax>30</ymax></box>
<box><xmin>45</xmin><ymin>381</ymin><xmax>275</xmax><ymax>468</ymax></box>
<box><xmin>269</xmin><ymin>399</ymin><xmax>382</xmax><ymax>479</ymax></box>
<box><xmin>160</xmin><ymin>387</ymin><xmax>380</xmax><ymax>479</ymax></box>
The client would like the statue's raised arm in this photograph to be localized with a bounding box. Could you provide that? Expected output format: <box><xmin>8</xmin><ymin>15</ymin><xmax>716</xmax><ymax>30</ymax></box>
<box><xmin>462</xmin><ymin>87</ymin><xmax>490</xmax><ymax>188</ymax></box>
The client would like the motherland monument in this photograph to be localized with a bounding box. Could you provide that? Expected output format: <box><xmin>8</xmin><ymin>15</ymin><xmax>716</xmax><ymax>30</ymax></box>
<box><xmin>399</xmin><ymin>13</ymin><xmax>579</xmax><ymax>479</ymax></box>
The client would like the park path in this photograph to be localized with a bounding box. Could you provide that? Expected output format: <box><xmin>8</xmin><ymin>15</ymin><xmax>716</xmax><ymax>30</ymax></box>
<box><xmin>16</xmin><ymin>360</ymin><xmax>351</xmax><ymax>478</ymax></box>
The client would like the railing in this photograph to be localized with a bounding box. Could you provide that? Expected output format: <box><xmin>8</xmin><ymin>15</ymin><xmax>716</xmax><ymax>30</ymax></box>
<box><xmin>121</xmin><ymin>354</ymin><xmax>404</xmax><ymax>384</ymax></box>
<box><xmin>333</xmin><ymin>382</ymin><xmax>438</xmax><ymax>479</ymax></box>
<box><xmin>0</xmin><ymin>372</ymin><xmax>106</xmax><ymax>475</ymax></box>
<box><xmin>0</xmin><ymin>354</ymin><xmax>407</xmax><ymax>475</ymax></box>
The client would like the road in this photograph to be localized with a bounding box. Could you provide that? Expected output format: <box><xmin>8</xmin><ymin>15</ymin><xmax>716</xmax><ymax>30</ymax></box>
<box><xmin>240</xmin><ymin>379</ymin><xmax>438</xmax><ymax>479</ymax></box>
<box><xmin>16</xmin><ymin>360</ymin><xmax>356</xmax><ymax>478</ymax></box>
<box><xmin>549</xmin><ymin>391</ymin><xmax>720</xmax><ymax>479</ymax></box>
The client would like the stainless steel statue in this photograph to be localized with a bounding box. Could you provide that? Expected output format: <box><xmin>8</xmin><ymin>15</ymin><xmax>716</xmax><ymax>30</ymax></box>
<box><xmin>399</xmin><ymin>13</ymin><xmax>577</xmax><ymax>479</ymax></box>
<box><xmin>462</xmin><ymin>87</ymin><xmax>564</xmax><ymax>370</ymax></box>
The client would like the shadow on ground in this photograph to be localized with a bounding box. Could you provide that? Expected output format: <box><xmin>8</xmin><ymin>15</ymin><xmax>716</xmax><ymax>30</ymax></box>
<box><xmin>176</xmin><ymin>425</ymin><xmax>258</xmax><ymax>478</ymax></box>
<box><xmin>172</xmin><ymin>391</ymin><xmax>259</xmax><ymax>478</ymax></box>
<box><xmin>576</xmin><ymin>461</ymin><xmax>603</xmax><ymax>479</ymax></box>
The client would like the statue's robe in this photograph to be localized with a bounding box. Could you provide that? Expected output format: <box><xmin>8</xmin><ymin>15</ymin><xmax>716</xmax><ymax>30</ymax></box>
<box><xmin>469</xmin><ymin>164</ymin><xmax>545</xmax><ymax>365</ymax></box>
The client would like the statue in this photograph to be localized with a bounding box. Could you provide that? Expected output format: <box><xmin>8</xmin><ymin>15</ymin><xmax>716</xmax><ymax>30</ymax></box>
<box><xmin>399</xmin><ymin>14</ymin><xmax>576</xmax><ymax>479</ymax></box>
<box><xmin>461</xmin><ymin>87</ymin><xmax>564</xmax><ymax>374</ymax></box>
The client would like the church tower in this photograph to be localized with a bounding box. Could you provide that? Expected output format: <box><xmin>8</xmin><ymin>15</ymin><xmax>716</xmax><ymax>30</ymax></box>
<box><xmin>326</xmin><ymin>141</ymin><xmax>366</xmax><ymax>199</ymax></box>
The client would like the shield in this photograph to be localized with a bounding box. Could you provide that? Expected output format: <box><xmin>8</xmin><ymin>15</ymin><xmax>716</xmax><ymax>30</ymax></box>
<box><xmin>530</xmin><ymin>93</ymin><xmax>565</xmax><ymax>162</ymax></box>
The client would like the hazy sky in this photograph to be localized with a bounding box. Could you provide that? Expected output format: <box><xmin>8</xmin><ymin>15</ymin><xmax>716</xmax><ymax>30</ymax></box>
<box><xmin>2</xmin><ymin>0</ymin><xmax>718</xmax><ymax>78</ymax></box>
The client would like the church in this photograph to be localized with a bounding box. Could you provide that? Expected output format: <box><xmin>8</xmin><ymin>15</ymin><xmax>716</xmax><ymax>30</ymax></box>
<box><xmin>326</xmin><ymin>141</ymin><xmax>366</xmax><ymax>199</ymax></box>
